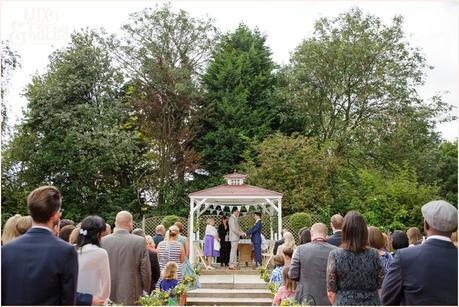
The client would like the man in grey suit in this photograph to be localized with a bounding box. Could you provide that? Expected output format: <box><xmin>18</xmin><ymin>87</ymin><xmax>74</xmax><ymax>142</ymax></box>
<box><xmin>289</xmin><ymin>223</ymin><xmax>337</xmax><ymax>306</ymax></box>
<box><xmin>102</xmin><ymin>211</ymin><xmax>151</xmax><ymax>305</ymax></box>
<box><xmin>228</xmin><ymin>207</ymin><xmax>246</xmax><ymax>270</ymax></box>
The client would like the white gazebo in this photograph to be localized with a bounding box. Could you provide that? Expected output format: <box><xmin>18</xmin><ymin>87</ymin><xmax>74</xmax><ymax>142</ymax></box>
<box><xmin>188</xmin><ymin>172</ymin><xmax>283</xmax><ymax>263</ymax></box>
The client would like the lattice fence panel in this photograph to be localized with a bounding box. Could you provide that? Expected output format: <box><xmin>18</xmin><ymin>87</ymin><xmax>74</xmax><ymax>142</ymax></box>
<box><xmin>134</xmin><ymin>216</ymin><xmax>189</xmax><ymax>237</ymax></box>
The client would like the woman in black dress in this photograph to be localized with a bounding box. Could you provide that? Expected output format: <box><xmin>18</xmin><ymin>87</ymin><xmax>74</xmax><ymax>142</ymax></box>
<box><xmin>217</xmin><ymin>215</ymin><xmax>231</xmax><ymax>267</ymax></box>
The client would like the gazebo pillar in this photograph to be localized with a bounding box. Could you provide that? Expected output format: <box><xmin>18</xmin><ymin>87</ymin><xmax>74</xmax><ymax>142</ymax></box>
<box><xmin>278</xmin><ymin>198</ymin><xmax>282</xmax><ymax>239</ymax></box>
<box><xmin>189</xmin><ymin>198</ymin><xmax>195</xmax><ymax>264</ymax></box>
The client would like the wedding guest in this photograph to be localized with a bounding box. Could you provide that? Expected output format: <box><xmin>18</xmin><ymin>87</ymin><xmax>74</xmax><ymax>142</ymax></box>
<box><xmin>228</xmin><ymin>208</ymin><xmax>245</xmax><ymax>270</ymax></box>
<box><xmin>382</xmin><ymin>200</ymin><xmax>458</xmax><ymax>305</ymax></box>
<box><xmin>1</xmin><ymin>214</ymin><xmax>21</xmax><ymax>244</ymax></box>
<box><xmin>290</xmin><ymin>223</ymin><xmax>337</xmax><ymax>306</ymax></box>
<box><xmin>175</xmin><ymin>222</ymin><xmax>190</xmax><ymax>257</ymax></box>
<box><xmin>273</xmin><ymin>267</ymin><xmax>297</xmax><ymax>305</ymax></box>
<box><xmin>327</xmin><ymin>214</ymin><xmax>343</xmax><ymax>247</ymax></box>
<box><xmin>69</xmin><ymin>226</ymin><xmax>80</xmax><ymax>245</ymax></box>
<box><xmin>452</xmin><ymin>231</ymin><xmax>458</xmax><ymax>248</ymax></box>
<box><xmin>204</xmin><ymin>218</ymin><xmax>220</xmax><ymax>269</ymax></box>
<box><xmin>283</xmin><ymin>247</ymin><xmax>293</xmax><ymax>267</ymax></box>
<box><xmin>157</xmin><ymin>226</ymin><xmax>185</xmax><ymax>283</ymax></box>
<box><xmin>217</xmin><ymin>215</ymin><xmax>231</xmax><ymax>267</ymax></box>
<box><xmin>159</xmin><ymin>261</ymin><xmax>179</xmax><ymax>293</ymax></box>
<box><xmin>277</xmin><ymin>232</ymin><xmax>296</xmax><ymax>257</ymax></box>
<box><xmin>2</xmin><ymin>186</ymin><xmax>78</xmax><ymax>305</ymax></box>
<box><xmin>298</xmin><ymin>228</ymin><xmax>311</xmax><ymax>245</ymax></box>
<box><xmin>327</xmin><ymin>211</ymin><xmax>384</xmax><ymax>305</ymax></box>
<box><xmin>59</xmin><ymin>224</ymin><xmax>76</xmax><ymax>242</ymax></box>
<box><xmin>15</xmin><ymin>215</ymin><xmax>33</xmax><ymax>235</ymax></box>
<box><xmin>76</xmin><ymin>215</ymin><xmax>110</xmax><ymax>303</ymax></box>
<box><xmin>153</xmin><ymin>224</ymin><xmax>166</xmax><ymax>248</ymax></box>
<box><xmin>175</xmin><ymin>221</ymin><xmax>198</xmax><ymax>288</ymax></box>
<box><xmin>132</xmin><ymin>229</ymin><xmax>160</xmax><ymax>291</ymax></box>
<box><xmin>390</xmin><ymin>230</ymin><xmax>409</xmax><ymax>255</ymax></box>
<box><xmin>269</xmin><ymin>255</ymin><xmax>285</xmax><ymax>285</ymax></box>
<box><xmin>101</xmin><ymin>211</ymin><xmax>151</xmax><ymax>305</ymax></box>
<box><xmin>246</xmin><ymin>212</ymin><xmax>263</xmax><ymax>267</ymax></box>
<box><xmin>406</xmin><ymin>227</ymin><xmax>422</xmax><ymax>246</ymax></box>
<box><xmin>274</xmin><ymin>228</ymin><xmax>289</xmax><ymax>255</ymax></box>
<box><xmin>60</xmin><ymin>218</ymin><xmax>75</xmax><ymax>228</ymax></box>
<box><xmin>368</xmin><ymin>226</ymin><xmax>393</xmax><ymax>275</ymax></box>
<box><xmin>101</xmin><ymin>224</ymin><xmax>112</xmax><ymax>237</ymax></box>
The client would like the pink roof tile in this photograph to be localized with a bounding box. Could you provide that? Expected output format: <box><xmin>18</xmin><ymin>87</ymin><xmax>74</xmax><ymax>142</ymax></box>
<box><xmin>189</xmin><ymin>184</ymin><xmax>282</xmax><ymax>197</ymax></box>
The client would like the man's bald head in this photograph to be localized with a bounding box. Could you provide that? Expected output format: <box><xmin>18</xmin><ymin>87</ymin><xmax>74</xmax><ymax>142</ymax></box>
<box><xmin>115</xmin><ymin>211</ymin><xmax>133</xmax><ymax>231</ymax></box>
<box><xmin>311</xmin><ymin>223</ymin><xmax>328</xmax><ymax>240</ymax></box>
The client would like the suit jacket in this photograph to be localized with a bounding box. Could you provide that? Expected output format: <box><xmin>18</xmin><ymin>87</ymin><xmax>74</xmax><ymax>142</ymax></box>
<box><xmin>149</xmin><ymin>250</ymin><xmax>160</xmax><ymax>292</ymax></box>
<box><xmin>289</xmin><ymin>241</ymin><xmax>337</xmax><ymax>306</ymax></box>
<box><xmin>101</xmin><ymin>229</ymin><xmax>151</xmax><ymax>305</ymax></box>
<box><xmin>381</xmin><ymin>238</ymin><xmax>458</xmax><ymax>306</ymax></box>
<box><xmin>1</xmin><ymin>227</ymin><xmax>79</xmax><ymax>305</ymax></box>
<box><xmin>327</xmin><ymin>231</ymin><xmax>342</xmax><ymax>247</ymax></box>
<box><xmin>228</xmin><ymin>214</ymin><xmax>243</xmax><ymax>242</ymax></box>
<box><xmin>246</xmin><ymin>220</ymin><xmax>262</xmax><ymax>244</ymax></box>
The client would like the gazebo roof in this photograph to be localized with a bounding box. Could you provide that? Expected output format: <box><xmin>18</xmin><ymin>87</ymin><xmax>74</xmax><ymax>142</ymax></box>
<box><xmin>189</xmin><ymin>183</ymin><xmax>282</xmax><ymax>198</ymax></box>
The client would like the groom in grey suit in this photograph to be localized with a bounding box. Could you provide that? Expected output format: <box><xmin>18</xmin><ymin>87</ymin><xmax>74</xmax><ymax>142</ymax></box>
<box><xmin>228</xmin><ymin>207</ymin><xmax>245</xmax><ymax>270</ymax></box>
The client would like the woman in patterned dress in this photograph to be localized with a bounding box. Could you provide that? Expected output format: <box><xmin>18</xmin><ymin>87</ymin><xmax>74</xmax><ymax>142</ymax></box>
<box><xmin>326</xmin><ymin>211</ymin><xmax>384</xmax><ymax>305</ymax></box>
<box><xmin>157</xmin><ymin>225</ymin><xmax>185</xmax><ymax>284</ymax></box>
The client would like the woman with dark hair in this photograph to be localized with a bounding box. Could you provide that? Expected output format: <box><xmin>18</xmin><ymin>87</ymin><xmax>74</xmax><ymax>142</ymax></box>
<box><xmin>76</xmin><ymin>215</ymin><xmax>111</xmax><ymax>302</ymax></box>
<box><xmin>217</xmin><ymin>215</ymin><xmax>231</xmax><ymax>267</ymax></box>
<box><xmin>298</xmin><ymin>228</ymin><xmax>311</xmax><ymax>245</ymax></box>
<box><xmin>391</xmin><ymin>230</ymin><xmax>409</xmax><ymax>255</ymax></box>
<box><xmin>326</xmin><ymin>211</ymin><xmax>384</xmax><ymax>305</ymax></box>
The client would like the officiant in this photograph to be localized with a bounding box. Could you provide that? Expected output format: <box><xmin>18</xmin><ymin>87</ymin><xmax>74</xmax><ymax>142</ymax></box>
<box><xmin>246</xmin><ymin>212</ymin><xmax>263</xmax><ymax>268</ymax></box>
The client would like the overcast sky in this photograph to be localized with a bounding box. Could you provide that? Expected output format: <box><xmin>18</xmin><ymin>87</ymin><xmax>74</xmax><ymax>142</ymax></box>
<box><xmin>1</xmin><ymin>0</ymin><xmax>458</xmax><ymax>140</ymax></box>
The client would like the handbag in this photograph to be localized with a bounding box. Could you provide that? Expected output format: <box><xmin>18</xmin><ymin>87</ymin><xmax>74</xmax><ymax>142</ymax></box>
<box><xmin>214</xmin><ymin>239</ymin><xmax>221</xmax><ymax>251</ymax></box>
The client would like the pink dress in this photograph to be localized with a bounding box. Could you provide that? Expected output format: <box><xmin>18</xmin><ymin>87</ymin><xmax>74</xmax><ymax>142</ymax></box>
<box><xmin>273</xmin><ymin>286</ymin><xmax>295</xmax><ymax>305</ymax></box>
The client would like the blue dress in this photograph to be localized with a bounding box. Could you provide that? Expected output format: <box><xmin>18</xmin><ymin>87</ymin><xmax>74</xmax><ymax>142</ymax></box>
<box><xmin>160</xmin><ymin>279</ymin><xmax>179</xmax><ymax>293</ymax></box>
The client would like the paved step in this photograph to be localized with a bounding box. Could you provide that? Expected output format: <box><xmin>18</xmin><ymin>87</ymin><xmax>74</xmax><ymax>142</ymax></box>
<box><xmin>186</xmin><ymin>297</ymin><xmax>272</xmax><ymax>306</ymax></box>
<box><xmin>201</xmin><ymin>269</ymin><xmax>259</xmax><ymax>276</ymax></box>
<box><xmin>199</xmin><ymin>274</ymin><xmax>266</xmax><ymax>289</ymax></box>
<box><xmin>187</xmin><ymin>288</ymin><xmax>271</xmax><ymax>299</ymax></box>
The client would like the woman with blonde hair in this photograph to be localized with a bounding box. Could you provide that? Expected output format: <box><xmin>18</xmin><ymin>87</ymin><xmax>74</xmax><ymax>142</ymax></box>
<box><xmin>157</xmin><ymin>225</ymin><xmax>185</xmax><ymax>283</ymax></box>
<box><xmin>277</xmin><ymin>232</ymin><xmax>296</xmax><ymax>256</ymax></box>
<box><xmin>15</xmin><ymin>216</ymin><xmax>33</xmax><ymax>236</ymax></box>
<box><xmin>2</xmin><ymin>214</ymin><xmax>22</xmax><ymax>245</ymax></box>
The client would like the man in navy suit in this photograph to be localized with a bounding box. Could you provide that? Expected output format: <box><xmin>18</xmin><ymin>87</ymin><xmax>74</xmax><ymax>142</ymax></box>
<box><xmin>246</xmin><ymin>212</ymin><xmax>263</xmax><ymax>267</ymax></box>
<box><xmin>381</xmin><ymin>200</ymin><xmax>458</xmax><ymax>306</ymax></box>
<box><xmin>1</xmin><ymin>186</ymin><xmax>79</xmax><ymax>305</ymax></box>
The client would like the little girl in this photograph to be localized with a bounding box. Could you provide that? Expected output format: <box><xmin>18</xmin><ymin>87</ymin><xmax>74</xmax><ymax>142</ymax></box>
<box><xmin>203</xmin><ymin>218</ymin><xmax>220</xmax><ymax>269</ymax></box>
<box><xmin>273</xmin><ymin>267</ymin><xmax>297</xmax><ymax>305</ymax></box>
<box><xmin>159</xmin><ymin>261</ymin><xmax>179</xmax><ymax>293</ymax></box>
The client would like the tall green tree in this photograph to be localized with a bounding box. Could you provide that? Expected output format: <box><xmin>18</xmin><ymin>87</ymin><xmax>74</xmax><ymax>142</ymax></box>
<box><xmin>1</xmin><ymin>30</ymin><xmax>142</xmax><ymax>223</ymax></box>
<box><xmin>193</xmin><ymin>24</ymin><xmax>278</xmax><ymax>187</ymax></box>
<box><xmin>106</xmin><ymin>4</ymin><xmax>218</xmax><ymax>213</ymax></box>
<box><xmin>1</xmin><ymin>41</ymin><xmax>21</xmax><ymax>138</ymax></box>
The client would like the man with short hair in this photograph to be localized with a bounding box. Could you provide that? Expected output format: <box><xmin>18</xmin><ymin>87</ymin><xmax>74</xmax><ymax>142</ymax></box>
<box><xmin>381</xmin><ymin>200</ymin><xmax>458</xmax><ymax>305</ymax></box>
<box><xmin>153</xmin><ymin>224</ymin><xmax>166</xmax><ymax>248</ymax></box>
<box><xmin>327</xmin><ymin>214</ymin><xmax>343</xmax><ymax>247</ymax></box>
<box><xmin>1</xmin><ymin>186</ymin><xmax>79</xmax><ymax>305</ymax></box>
<box><xmin>246</xmin><ymin>212</ymin><xmax>263</xmax><ymax>268</ymax></box>
<box><xmin>102</xmin><ymin>211</ymin><xmax>151</xmax><ymax>305</ymax></box>
<box><xmin>289</xmin><ymin>223</ymin><xmax>337</xmax><ymax>306</ymax></box>
<box><xmin>228</xmin><ymin>207</ymin><xmax>246</xmax><ymax>270</ymax></box>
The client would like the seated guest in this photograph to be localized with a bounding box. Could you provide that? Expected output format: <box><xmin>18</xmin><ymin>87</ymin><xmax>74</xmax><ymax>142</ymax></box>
<box><xmin>391</xmin><ymin>230</ymin><xmax>409</xmax><ymax>255</ymax></box>
<box><xmin>1</xmin><ymin>186</ymin><xmax>78</xmax><ymax>305</ymax></box>
<box><xmin>327</xmin><ymin>211</ymin><xmax>384</xmax><ymax>305</ymax></box>
<box><xmin>274</xmin><ymin>228</ymin><xmax>289</xmax><ymax>255</ymax></box>
<box><xmin>382</xmin><ymin>200</ymin><xmax>458</xmax><ymax>306</ymax></box>
<box><xmin>133</xmin><ymin>228</ymin><xmax>161</xmax><ymax>291</ymax></box>
<box><xmin>290</xmin><ymin>223</ymin><xmax>337</xmax><ymax>306</ymax></box>
<box><xmin>1</xmin><ymin>214</ymin><xmax>21</xmax><ymax>245</ymax></box>
<box><xmin>15</xmin><ymin>215</ymin><xmax>33</xmax><ymax>235</ymax></box>
<box><xmin>277</xmin><ymin>232</ymin><xmax>296</xmax><ymax>257</ymax></box>
<box><xmin>406</xmin><ymin>227</ymin><xmax>422</xmax><ymax>246</ymax></box>
<box><xmin>153</xmin><ymin>224</ymin><xmax>166</xmax><ymax>248</ymax></box>
<box><xmin>59</xmin><ymin>224</ymin><xmax>76</xmax><ymax>242</ymax></box>
<box><xmin>298</xmin><ymin>228</ymin><xmax>311</xmax><ymax>245</ymax></box>
<box><xmin>283</xmin><ymin>247</ymin><xmax>294</xmax><ymax>267</ymax></box>
<box><xmin>76</xmin><ymin>215</ymin><xmax>111</xmax><ymax>302</ymax></box>
<box><xmin>269</xmin><ymin>255</ymin><xmax>285</xmax><ymax>285</ymax></box>
<box><xmin>327</xmin><ymin>214</ymin><xmax>343</xmax><ymax>247</ymax></box>
<box><xmin>368</xmin><ymin>226</ymin><xmax>393</xmax><ymax>275</ymax></box>
<box><xmin>273</xmin><ymin>267</ymin><xmax>297</xmax><ymax>305</ymax></box>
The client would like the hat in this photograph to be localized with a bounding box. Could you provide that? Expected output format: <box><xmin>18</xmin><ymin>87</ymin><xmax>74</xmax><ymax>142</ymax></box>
<box><xmin>421</xmin><ymin>200</ymin><xmax>458</xmax><ymax>232</ymax></box>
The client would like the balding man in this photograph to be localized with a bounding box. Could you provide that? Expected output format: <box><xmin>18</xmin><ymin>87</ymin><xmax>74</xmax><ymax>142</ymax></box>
<box><xmin>101</xmin><ymin>211</ymin><xmax>151</xmax><ymax>305</ymax></box>
<box><xmin>289</xmin><ymin>223</ymin><xmax>337</xmax><ymax>306</ymax></box>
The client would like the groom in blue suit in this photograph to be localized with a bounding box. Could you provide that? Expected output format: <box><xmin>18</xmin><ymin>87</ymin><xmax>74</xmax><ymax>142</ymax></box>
<box><xmin>246</xmin><ymin>212</ymin><xmax>263</xmax><ymax>267</ymax></box>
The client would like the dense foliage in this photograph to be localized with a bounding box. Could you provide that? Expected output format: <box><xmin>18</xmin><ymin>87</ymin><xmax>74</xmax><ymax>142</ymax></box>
<box><xmin>1</xmin><ymin>5</ymin><xmax>456</xmax><ymax>230</ymax></box>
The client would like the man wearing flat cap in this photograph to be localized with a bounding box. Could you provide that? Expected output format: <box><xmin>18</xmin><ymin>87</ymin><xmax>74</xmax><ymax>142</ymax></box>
<box><xmin>381</xmin><ymin>200</ymin><xmax>458</xmax><ymax>306</ymax></box>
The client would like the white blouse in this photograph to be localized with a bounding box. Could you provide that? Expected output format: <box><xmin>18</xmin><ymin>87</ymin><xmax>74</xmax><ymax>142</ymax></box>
<box><xmin>77</xmin><ymin>244</ymin><xmax>111</xmax><ymax>300</ymax></box>
<box><xmin>205</xmin><ymin>225</ymin><xmax>218</xmax><ymax>236</ymax></box>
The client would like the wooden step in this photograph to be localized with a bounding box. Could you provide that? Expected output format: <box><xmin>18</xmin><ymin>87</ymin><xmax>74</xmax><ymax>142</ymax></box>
<box><xmin>186</xmin><ymin>297</ymin><xmax>272</xmax><ymax>306</ymax></box>
<box><xmin>187</xmin><ymin>288</ymin><xmax>272</xmax><ymax>299</ymax></box>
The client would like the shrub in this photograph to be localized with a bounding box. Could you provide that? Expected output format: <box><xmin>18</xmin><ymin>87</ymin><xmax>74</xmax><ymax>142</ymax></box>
<box><xmin>289</xmin><ymin>212</ymin><xmax>312</xmax><ymax>237</ymax></box>
<box><xmin>161</xmin><ymin>215</ymin><xmax>181</xmax><ymax>229</ymax></box>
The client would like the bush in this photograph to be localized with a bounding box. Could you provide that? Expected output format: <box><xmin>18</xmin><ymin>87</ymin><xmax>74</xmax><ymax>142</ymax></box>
<box><xmin>161</xmin><ymin>215</ymin><xmax>180</xmax><ymax>229</ymax></box>
<box><xmin>289</xmin><ymin>212</ymin><xmax>312</xmax><ymax>237</ymax></box>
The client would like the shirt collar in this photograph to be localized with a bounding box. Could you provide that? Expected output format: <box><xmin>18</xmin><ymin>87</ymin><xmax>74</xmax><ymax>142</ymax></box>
<box><xmin>426</xmin><ymin>235</ymin><xmax>451</xmax><ymax>243</ymax></box>
<box><xmin>31</xmin><ymin>225</ymin><xmax>53</xmax><ymax>233</ymax></box>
